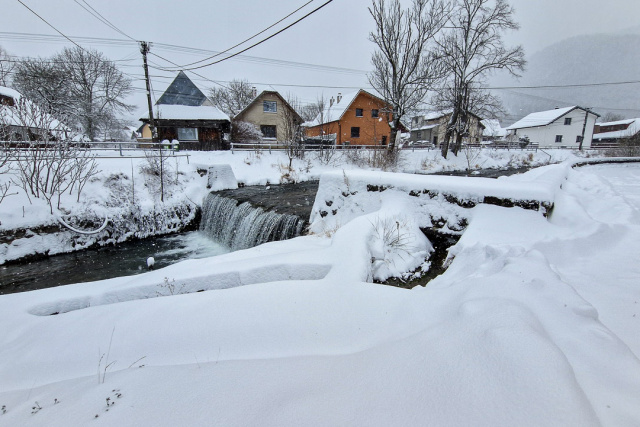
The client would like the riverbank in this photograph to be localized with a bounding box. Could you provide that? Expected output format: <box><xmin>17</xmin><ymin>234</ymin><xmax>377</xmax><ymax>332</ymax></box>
<box><xmin>0</xmin><ymin>148</ymin><xmax>586</xmax><ymax>266</ymax></box>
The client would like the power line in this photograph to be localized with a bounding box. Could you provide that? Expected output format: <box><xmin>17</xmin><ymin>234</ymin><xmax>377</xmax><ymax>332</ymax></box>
<box><xmin>162</xmin><ymin>0</ymin><xmax>315</xmax><ymax>70</ymax></box>
<box><xmin>72</xmin><ymin>0</ymin><xmax>137</xmax><ymax>42</ymax></box>
<box><xmin>16</xmin><ymin>0</ymin><xmax>90</xmax><ymax>52</ymax></box>
<box><xmin>159</xmin><ymin>0</ymin><xmax>335</xmax><ymax>72</ymax></box>
<box><xmin>488</xmin><ymin>80</ymin><xmax>640</xmax><ymax>90</ymax></box>
<box><xmin>0</xmin><ymin>31</ymin><xmax>367</xmax><ymax>75</ymax></box>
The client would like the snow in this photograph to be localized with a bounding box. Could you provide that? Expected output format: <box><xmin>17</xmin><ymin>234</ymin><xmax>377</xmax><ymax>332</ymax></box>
<box><xmin>593</xmin><ymin>118</ymin><xmax>640</xmax><ymax>140</ymax></box>
<box><xmin>507</xmin><ymin>106</ymin><xmax>577</xmax><ymax>130</ymax></box>
<box><xmin>1</xmin><ymin>147</ymin><xmax>639</xmax><ymax>425</ymax></box>
<box><xmin>206</xmin><ymin>164</ymin><xmax>238</xmax><ymax>191</ymax></box>
<box><xmin>0</xmin><ymin>85</ymin><xmax>22</xmax><ymax>100</ymax></box>
<box><xmin>152</xmin><ymin>104</ymin><xmax>229</xmax><ymax>121</ymax></box>
<box><xmin>482</xmin><ymin>118</ymin><xmax>507</xmax><ymax>137</ymax></box>
<box><xmin>308</xmin><ymin>89</ymin><xmax>381</xmax><ymax>126</ymax></box>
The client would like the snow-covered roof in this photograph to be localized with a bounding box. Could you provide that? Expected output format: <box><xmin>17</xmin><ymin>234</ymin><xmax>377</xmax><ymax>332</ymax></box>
<box><xmin>412</xmin><ymin>124</ymin><xmax>439</xmax><ymax>131</ymax></box>
<box><xmin>421</xmin><ymin>110</ymin><xmax>451</xmax><ymax>121</ymax></box>
<box><xmin>507</xmin><ymin>107</ymin><xmax>578</xmax><ymax>130</ymax></box>
<box><xmin>308</xmin><ymin>90</ymin><xmax>385</xmax><ymax>126</ymax></box>
<box><xmin>593</xmin><ymin>119</ymin><xmax>640</xmax><ymax>140</ymax></box>
<box><xmin>152</xmin><ymin>104</ymin><xmax>229</xmax><ymax>121</ymax></box>
<box><xmin>0</xmin><ymin>87</ymin><xmax>68</xmax><ymax>134</ymax></box>
<box><xmin>0</xmin><ymin>86</ymin><xmax>22</xmax><ymax>101</ymax></box>
<box><xmin>482</xmin><ymin>119</ymin><xmax>507</xmax><ymax>137</ymax></box>
<box><xmin>597</xmin><ymin>118</ymin><xmax>636</xmax><ymax>127</ymax></box>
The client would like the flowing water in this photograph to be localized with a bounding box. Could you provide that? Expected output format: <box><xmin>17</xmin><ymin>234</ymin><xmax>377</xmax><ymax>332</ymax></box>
<box><xmin>0</xmin><ymin>232</ymin><xmax>228</xmax><ymax>295</ymax></box>
<box><xmin>200</xmin><ymin>193</ymin><xmax>306</xmax><ymax>250</ymax></box>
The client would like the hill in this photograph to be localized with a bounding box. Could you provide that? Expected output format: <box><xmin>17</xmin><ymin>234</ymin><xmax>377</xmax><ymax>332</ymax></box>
<box><xmin>493</xmin><ymin>33</ymin><xmax>640</xmax><ymax>125</ymax></box>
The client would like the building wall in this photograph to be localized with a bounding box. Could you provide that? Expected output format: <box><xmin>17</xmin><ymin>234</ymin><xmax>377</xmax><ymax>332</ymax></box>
<box><xmin>511</xmin><ymin>109</ymin><xmax>598</xmax><ymax>148</ymax></box>
<box><xmin>235</xmin><ymin>92</ymin><xmax>290</xmax><ymax>143</ymax></box>
<box><xmin>410</xmin><ymin>114</ymin><xmax>484</xmax><ymax>147</ymax></box>
<box><xmin>306</xmin><ymin>92</ymin><xmax>391</xmax><ymax>146</ymax></box>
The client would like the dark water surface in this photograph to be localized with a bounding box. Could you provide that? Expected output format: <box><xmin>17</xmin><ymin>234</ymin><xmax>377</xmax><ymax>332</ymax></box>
<box><xmin>0</xmin><ymin>232</ymin><xmax>228</xmax><ymax>295</ymax></box>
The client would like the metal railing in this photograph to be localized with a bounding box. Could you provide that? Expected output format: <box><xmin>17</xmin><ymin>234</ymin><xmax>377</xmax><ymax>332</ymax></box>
<box><xmin>0</xmin><ymin>140</ymin><xmax>191</xmax><ymax>162</ymax></box>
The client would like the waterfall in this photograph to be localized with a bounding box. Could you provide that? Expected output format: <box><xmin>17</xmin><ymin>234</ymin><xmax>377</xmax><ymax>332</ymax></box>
<box><xmin>200</xmin><ymin>193</ymin><xmax>306</xmax><ymax>250</ymax></box>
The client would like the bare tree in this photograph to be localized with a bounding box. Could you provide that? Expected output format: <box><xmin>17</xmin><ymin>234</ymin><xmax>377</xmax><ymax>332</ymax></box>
<box><xmin>280</xmin><ymin>95</ymin><xmax>305</xmax><ymax>172</ymax></box>
<box><xmin>600</xmin><ymin>112</ymin><xmax>625</xmax><ymax>123</ymax></box>
<box><xmin>3</xmin><ymin>96</ymin><xmax>100</xmax><ymax>213</ymax></box>
<box><xmin>55</xmin><ymin>47</ymin><xmax>134</xmax><ymax>141</ymax></box>
<box><xmin>209</xmin><ymin>79</ymin><xmax>255</xmax><ymax>119</ymax></box>
<box><xmin>299</xmin><ymin>103</ymin><xmax>321</xmax><ymax>123</ymax></box>
<box><xmin>0</xmin><ymin>46</ymin><xmax>15</xmax><ymax>87</ymax></box>
<box><xmin>231</xmin><ymin>120</ymin><xmax>263</xmax><ymax>143</ymax></box>
<box><xmin>14</xmin><ymin>47</ymin><xmax>133</xmax><ymax>141</ymax></box>
<box><xmin>368</xmin><ymin>0</ymin><xmax>449</xmax><ymax>152</ymax></box>
<box><xmin>436</xmin><ymin>0</ymin><xmax>525</xmax><ymax>158</ymax></box>
<box><xmin>12</xmin><ymin>57</ymin><xmax>70</xmax><ymax>119</ymax></box>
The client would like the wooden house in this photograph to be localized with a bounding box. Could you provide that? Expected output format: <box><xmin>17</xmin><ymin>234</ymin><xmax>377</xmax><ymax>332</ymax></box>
<box><xmin>140</xmin><ymin>71</ymin><xmax>230</xmax><ymax>150</ymax></box>
<box><xmin>305</xmin><ymin>90</ymin><xmax>392</xmax><ymax>146</ymax></box>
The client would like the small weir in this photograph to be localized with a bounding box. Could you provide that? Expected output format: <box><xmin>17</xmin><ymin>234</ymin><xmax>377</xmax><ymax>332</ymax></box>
<box><xmin>200</xmin><ymin>193</ymin><xmax>306</xmax><ymax>250</ymax></box>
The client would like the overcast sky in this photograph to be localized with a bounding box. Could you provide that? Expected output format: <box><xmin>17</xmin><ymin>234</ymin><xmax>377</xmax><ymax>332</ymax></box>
<box><xmin>2</xmin><ymin>0</ymin><xmax>639</xmax><ymax>120</ymax></box>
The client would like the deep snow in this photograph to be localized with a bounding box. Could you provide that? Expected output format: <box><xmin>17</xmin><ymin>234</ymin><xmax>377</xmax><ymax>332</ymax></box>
<box><xmin>1</xmin><ymin>148</ymin><xmax>639</xmax><ymax>426</ymax></box>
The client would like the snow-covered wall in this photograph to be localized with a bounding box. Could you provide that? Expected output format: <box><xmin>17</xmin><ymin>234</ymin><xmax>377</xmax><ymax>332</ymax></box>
<box><xmin>309</xmin><ymin>167</ymin><xmax>566</xmax><ymax>236</ymax></box>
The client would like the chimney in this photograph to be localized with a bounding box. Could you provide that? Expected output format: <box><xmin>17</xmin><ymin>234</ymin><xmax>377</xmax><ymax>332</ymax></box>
<box><xmin>337</xmin><ymin>92</ymin><xmax>342</xmax><ymax>103</ymax></box>
<box><xmin>252</xmin><ymin>86</ymin><xmax>257</xmax><ymax>98</ymax></box>
<box><xmin>330</xmin><ymin>96</ymin><xmax>335</xmax><ymax>107</ymax></box>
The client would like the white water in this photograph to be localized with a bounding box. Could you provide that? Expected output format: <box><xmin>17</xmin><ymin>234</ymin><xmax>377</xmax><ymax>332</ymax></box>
<box><xmin>200</xmin><ymin>193</ymin><xmax>306</xmax><ymax>250</ymax></box>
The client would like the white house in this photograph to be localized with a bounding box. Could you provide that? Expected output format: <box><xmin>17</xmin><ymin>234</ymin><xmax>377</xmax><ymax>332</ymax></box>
<box><xmin>506</xmin><ymin>106</ymin><xmax>600</xmax><ymax>148</ymax></box>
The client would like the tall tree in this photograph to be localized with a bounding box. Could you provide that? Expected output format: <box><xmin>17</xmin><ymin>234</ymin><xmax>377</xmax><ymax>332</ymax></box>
<box><xmin>437</xmin><ymin>0</ymin><xmax>525</xmax><ymax>158</ymax></box>
<box><xmin>209</xmin><ymin>79</ymin><xmax>255</xmax><ymax>119</ymax></box>
<box><xmin>12</xmin><ymin>57</ymin><xmax>69</xmax><ymax>118</ymax></box>
<box><xmin>13</xmin><ymin>47</ymin><xmax>132</xmax><ymax>141</ymax></box>
<box><xmin>55</xmin><ymin>46</ymin><xmax>133</xmax><ymax>141</ymax></box>
<box><xmin>368</xmin><ymin>0</ymin><xmax>449</xmax><ymax>152</ymax></box>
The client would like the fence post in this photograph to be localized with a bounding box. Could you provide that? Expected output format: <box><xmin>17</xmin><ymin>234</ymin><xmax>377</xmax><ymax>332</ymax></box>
<box><xmin>231</xmin><ymin>142</ymin><xmax>234</xmax><ymax>154</ymax></box>
<box><xmin>269</xmin><ymin>144</ymin><xmax>272</xmax><ymax>155</ymax></box>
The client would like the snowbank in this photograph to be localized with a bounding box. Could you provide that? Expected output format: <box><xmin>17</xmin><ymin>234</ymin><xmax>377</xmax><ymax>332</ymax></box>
<box><xmin>0</xmin><ymin>159</ymin><xmax>640</xmax><ymax>425</ymax></box>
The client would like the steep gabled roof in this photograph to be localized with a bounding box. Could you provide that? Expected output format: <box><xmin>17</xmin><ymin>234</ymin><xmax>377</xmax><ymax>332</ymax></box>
<box><xmin>308</xmin><ymin>89</ymin><xmax>386</xmax><ymax>126</ymax></box>
<box><xmin>235</xmin><ymin>90</ymin><xmax>303</xmax><ymax>123</ymax></box>
<box><xmin>156</xmin><ymin>71</ymin><xmax>208</xmax><ymax>106</ymax></box>
<box><xmin>507</xmin><ymin>106</ymin><xmax>600</xmax><ymax>130</ymax></box>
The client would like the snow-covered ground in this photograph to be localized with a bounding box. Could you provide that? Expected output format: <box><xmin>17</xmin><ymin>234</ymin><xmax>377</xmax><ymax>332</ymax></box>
<box><xmin>1</xmin><ymin>148</ymin><xmax>639</xmax><ymax>426</ymax></box>
<box><xmin>0</xmin><ymin>147</ymin><xmax>580</xmax><ymax>263</ymax></box>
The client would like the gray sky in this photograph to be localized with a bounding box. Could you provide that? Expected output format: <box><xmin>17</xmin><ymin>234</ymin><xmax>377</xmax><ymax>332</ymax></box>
<box><xmin>2</xmin><ymin>0</ymin><xmax>639</xmax><ymax>120</ymax></box>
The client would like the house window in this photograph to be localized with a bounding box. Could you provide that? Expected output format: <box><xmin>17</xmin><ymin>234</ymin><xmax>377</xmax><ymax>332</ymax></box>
<box><xmin>355</xmin><ymin>108</ymin><xmax>363</xmax><ymax>117</ymax></box>
<box><xmin>417</xmin><ymin>131</ymin><xmax>422</xmax><ymax>139</ymax></box>
<box><xmin>371</xmin><ymin>109</ymin><xmax>379</xmax><ymax>118</ymax></box>
<box><xmin>576</xmin><ymin>135</ymin><xmax>583</xmax><ymax>143</ymax></box>
<box><xmin>351</xmin><ymin>127</ymin><xmax>360</xmax><ymax>138</ymax></box>
<box><xmin>263</xmin><ymin>100</ymin><xmax>277</xmax><ymax>113</ymax></box>
<box><xmin>564</xmin><ymin>118</ymin><xmax>572</xmax><ymax>125</ymax></box>
<box><xmin>261</xmin><ymin>125</ymin><xmax>276</xmax><ymax>138</ymax></box>
<box><xmin>177</xmin><ymin>127</ymin><xmax>198</xmax><ymax>141</ymax></box>
<box><xmin>555</xmin><ymin>135</ymin><xmax>563</xmax><ymax>143</ymax></box>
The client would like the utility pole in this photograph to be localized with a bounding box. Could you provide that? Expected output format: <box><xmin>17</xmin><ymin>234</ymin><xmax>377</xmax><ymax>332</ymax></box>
<box><xmin>579</xmin><ymin>107</ymin><xmax>591</xmax><ymax>151</ymax></box>
<box><xmin>140</xmin><ymin>41</ymin><xmax>164</xmax><ymax>202</ymax></box>
<box><xmin>139</xmin><ymin>41</ymin><xmax>156</xmax><ymax>142</ymax></box>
